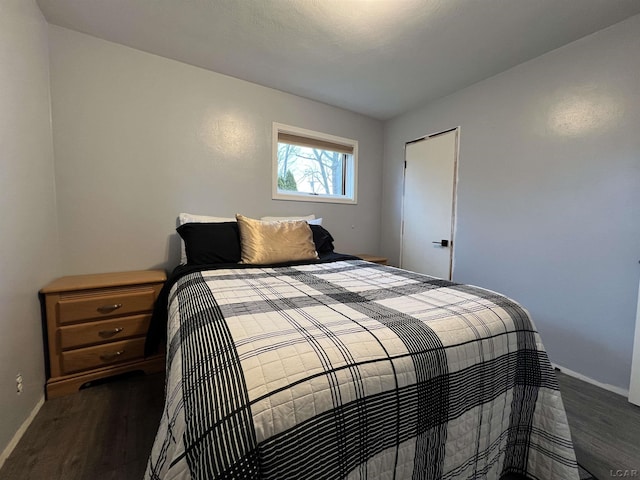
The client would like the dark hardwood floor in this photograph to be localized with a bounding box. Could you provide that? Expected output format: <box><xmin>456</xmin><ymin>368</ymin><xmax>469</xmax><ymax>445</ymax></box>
<box><xmin>0</xmin><ymin>372</ymin><xmax>165</xmax><ymax>480</ymax></box>
<box><xmin>556</xmin><ymin>370</ymin><xmax>640</xmax><ymax>480</ymax></box>
<box><xmin>1</xmin><ymin>370</ymin><xmax>638</xmax><ymax>479</ymax></box>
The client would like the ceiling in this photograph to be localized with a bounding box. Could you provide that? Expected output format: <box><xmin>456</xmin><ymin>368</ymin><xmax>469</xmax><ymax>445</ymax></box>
<box><xmin>36</xmin><ymin>0</ymin><xmax>640</xmax><ymax>120</ymax></box>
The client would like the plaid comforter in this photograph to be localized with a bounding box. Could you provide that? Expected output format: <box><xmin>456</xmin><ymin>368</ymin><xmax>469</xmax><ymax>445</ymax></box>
<box><xmin>146</xmin><ymin>259</ymin><xmax>579</xmax><ymax>480</ymax></box>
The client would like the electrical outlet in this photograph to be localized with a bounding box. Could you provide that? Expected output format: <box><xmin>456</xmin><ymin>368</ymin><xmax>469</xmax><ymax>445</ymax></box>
<box><xmin>16</xmin><ymin>373</ymin><xmax>23</xmax><ymax>394</ymax></box>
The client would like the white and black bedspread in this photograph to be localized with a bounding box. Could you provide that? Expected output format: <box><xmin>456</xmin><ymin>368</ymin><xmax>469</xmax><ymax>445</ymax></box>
<box><xmin>145</xmin><ymin>259</ymin><xmax>579</xmax><ymax>480</ymax></box>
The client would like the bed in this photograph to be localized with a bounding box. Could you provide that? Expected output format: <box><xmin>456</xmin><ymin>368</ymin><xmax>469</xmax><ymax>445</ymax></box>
<box><xmin>144</xmin><ymin>216</ymin><xmax>579</xmax><ymax>480</ymax></box>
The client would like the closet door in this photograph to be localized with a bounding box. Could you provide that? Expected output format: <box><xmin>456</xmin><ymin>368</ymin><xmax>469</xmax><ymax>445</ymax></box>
<box><xmin>401</xmin><ymin>129</ymin><xmax>458</xmax><ymax>280</ymax></box>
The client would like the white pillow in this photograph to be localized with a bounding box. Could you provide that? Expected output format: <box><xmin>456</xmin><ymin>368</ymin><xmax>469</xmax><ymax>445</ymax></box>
<box><xmin>178</xmin><ymin>213</ymin><xmax>236</xmax><ymax>264</ymax></box>
<box><xmin>179</xmin><ymin>213</ymin><xmax>235</xmax><ymax>225</ymax></box>
<box><xmin>260</xmin><ymin>214</ymin><xmax>315</xmax><ymax>222</ymax></box>
<box><xmin>308</xmin><ymin>218</ymin><xmax>323</xmax><ymax>225</ymax></box>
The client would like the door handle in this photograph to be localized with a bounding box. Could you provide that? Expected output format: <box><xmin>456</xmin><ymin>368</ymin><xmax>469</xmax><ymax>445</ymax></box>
<box><xmin>432</xmin><ymin>240</ymin><xmax>449</xmax><ymax>247</ymax></box>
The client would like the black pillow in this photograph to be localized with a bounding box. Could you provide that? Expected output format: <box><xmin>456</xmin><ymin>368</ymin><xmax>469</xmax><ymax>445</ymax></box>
<box><xmin>309</xmin><ymin>224</ymin><xmax>335</xmax><ymax>253</ymax></box>
<box><xmin>177</xmin><ymin>222</ymin><xmax>241</xmax><ymax>264</ymax></box>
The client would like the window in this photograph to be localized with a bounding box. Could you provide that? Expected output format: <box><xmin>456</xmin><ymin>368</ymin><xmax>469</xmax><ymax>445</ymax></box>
<box><xmin>272</xmin><ymin>123</ymin><xmax>357</xmax><ymax>204</ymax></box>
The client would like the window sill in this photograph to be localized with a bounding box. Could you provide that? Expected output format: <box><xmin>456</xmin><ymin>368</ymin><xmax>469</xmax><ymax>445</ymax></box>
<box><xmin>272</xmin><ymin>192</ymin><xmax>357</xmax><ymax>205</ymax></box>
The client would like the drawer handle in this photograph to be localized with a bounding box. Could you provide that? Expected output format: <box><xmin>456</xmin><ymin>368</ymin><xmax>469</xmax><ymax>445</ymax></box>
<box><xmin>100</xmin><ymin>350</ymin><xmax>125</xmax><ymax>362</ymax></box>
<box><xmin>96</xmin><ymin>304</ymin><xmax>123</xmax><ymax>314</ymax></box>
<box><xmin>98</xmin><ymin>327</ymin><xmax>124</xmax><ymax>338</ymax></box>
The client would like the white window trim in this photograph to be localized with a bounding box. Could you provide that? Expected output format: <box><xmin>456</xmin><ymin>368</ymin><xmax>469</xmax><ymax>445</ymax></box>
<box><xmin>272</xmin><ymin>122</ymin><xmax>358</xmax><ymax>204</ymax></box>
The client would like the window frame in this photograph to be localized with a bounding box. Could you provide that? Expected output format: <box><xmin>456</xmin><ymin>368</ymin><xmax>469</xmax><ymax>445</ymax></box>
<box><xmin>272</xmin><ymin>123</ymin><xmax>358</xmax><ymax>204</ymax></box>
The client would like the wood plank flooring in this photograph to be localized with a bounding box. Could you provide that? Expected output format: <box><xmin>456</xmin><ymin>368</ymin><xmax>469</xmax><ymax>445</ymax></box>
<box><xmin>556</xmin><ymin>370</ymin><xmax>640</xmax><ymax>480</ymax></box>
<box><xmin>0</xmin><ymin>372</ymin><xmax>164</xmax><ymax>480</ymax></box>
<box><xmin>1</xmin><ymin>370</ymin><xmax>639</xmax><ymax>479</ymax></box>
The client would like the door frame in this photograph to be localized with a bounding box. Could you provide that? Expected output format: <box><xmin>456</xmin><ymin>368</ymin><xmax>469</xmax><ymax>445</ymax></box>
<box><xmin>630</xmin><ymin>279</ymin><xmax>640</xmax><ymax>405</ymax></box>
<box><xmin>399</xmin><ymin>126</ymin><xmax>460</xmax><ymax>280</ymax></box>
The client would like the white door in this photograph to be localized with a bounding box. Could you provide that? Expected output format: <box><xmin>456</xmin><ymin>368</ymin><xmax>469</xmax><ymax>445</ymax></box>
<box><xmin>630</xmin><ymin>279</ymin><xmax>640</xmax><ymax>405</ymax></box>
<box><xmin>401</xmin><ymin>128</ymin><xmax>458</xmax><ymax>280</ymax></box>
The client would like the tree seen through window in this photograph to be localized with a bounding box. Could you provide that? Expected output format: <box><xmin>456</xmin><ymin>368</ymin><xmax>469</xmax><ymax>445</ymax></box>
<box><xmin>277</xmin><ymin>143</ymin><xmax>347</xmax><ymax>196</ymax></box>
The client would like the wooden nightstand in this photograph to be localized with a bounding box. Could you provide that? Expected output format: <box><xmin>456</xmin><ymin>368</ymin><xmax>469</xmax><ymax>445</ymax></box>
<box><xmin>355</xmin><ymin>254</ymin><xmax>388</xmax><ymax>265</ymax></box>
<box><xmin>40</xmin><ymin>270</ymin><xmax>166</xmax><ymax>398</ymax></box>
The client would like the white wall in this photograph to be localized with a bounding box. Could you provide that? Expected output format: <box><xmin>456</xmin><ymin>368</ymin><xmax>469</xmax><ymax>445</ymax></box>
<box><xmin>382</xmin><ymin>15</ymin><xmax>640</xmax><ymax>391</ymax></box>
<box><xmin>48</xmin><ymin>26</ymin><xmax>384</xmax><ymax>275</ymax></box>
<box><xmin>0</xmin><ymin>0</ymin><xmax>60</xmax><ymax>457</ymax></box>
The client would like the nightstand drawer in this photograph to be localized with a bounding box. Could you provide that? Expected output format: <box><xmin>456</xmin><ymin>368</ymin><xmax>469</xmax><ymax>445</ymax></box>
<box><xmin>59</xmin><ymin>314</ymin><xmax>152</xmax><ymax>349</ymax></box>
<box><xmin>57</xmin><ymin>287</ymin><xmax>157</xmax><ymax>324</ymax></box>
<box><xmin>62</xmin><ymin>337</ymin><xmax>146</xmax><ymax>374</ymax></box>
<box><xmin>42</xmin><ymin>269</ymin><xmax>166</xmax><ymax>397</ymax></box>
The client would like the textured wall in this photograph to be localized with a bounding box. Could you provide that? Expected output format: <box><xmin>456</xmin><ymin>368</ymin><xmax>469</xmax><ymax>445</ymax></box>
<box><xmin>382</xmin><ymin>15</ymin><xmax>640</xmax><ymax>390</ymax></box>
<box><xmin>0</xmin><ymin>0</ymin><xmax>60</xmax><ymax>459</ymax></box>
<box><xmin>48</xmin><ymin>26</ymin><xmax>384</xmax><ymax>275</ymax></box>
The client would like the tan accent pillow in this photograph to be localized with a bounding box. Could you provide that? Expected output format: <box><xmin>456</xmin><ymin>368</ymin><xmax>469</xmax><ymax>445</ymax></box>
<box><xmin>236</xmin><ymin>214</ymin><xmax>319</xmax><ymax>265</ymax></box>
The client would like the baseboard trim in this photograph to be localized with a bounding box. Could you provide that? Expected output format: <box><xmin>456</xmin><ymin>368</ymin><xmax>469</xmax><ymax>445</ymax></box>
<box><xmin>553</xmin><ymin>363</ymin><xmax>629</xmax><ymax>398</ymax></box>
<box><xmin>0</xmin><ymin>395</ymin><xmax>45</xmax><ymax>470</ymax></box>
